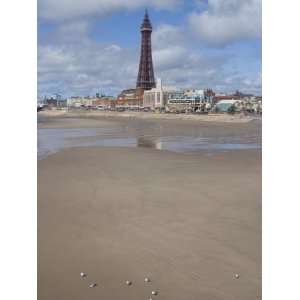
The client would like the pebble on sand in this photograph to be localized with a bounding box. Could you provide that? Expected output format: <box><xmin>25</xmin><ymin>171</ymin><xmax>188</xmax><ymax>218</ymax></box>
<box><xmin>80</xmin><ymin>272</ymin><xmax>87</xmax><ymax>278</ymax></box>
<box><xmin>126</xmin><ymin>280</ymin><xmax>132</xmax><ymax>286</ymax></box>
<box><xmin>234</xmin><ymin>274</ymin><xmax>240</xmax><ymax>279</ymax></box>
<box><xmin>89</xmin><ymin>283</ymin><xmax>97</xmax><ymax>288</ymax></box>
<box><xmin>144</xmin><ymin>277</ymin><xmax>151</xmax><ymax>283</ymax></box>
<box><xmin>151</xmin><ymin>291</ymin><xmax>158</xmax><ymax>296</ymax></box>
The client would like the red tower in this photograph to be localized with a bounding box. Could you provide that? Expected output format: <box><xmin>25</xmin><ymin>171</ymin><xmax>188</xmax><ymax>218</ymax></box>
<box><xmin>136</xmin><ymin>10</ymin><xmax>156</xmax><ymax>90</ymax></box>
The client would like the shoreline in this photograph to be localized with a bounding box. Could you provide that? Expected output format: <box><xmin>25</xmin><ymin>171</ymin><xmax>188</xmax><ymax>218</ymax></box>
<box><xmin>38</xmin><ymin>109</ymin><xmax>260</xmax><ymax>124</ymax></box>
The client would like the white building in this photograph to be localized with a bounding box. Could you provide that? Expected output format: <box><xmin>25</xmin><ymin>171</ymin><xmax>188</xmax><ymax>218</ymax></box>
<box><xmin>215</xmin><ymin>99</ymin><xmax>242</xmax><ymax>112</ymax></box>
<box><xmin>67</xmin><ymin>97</ymin><xmax>95</xmax><ymax>108</ymax></box>
<box><xmin>143</xmin><ymin>80</ymin><xmax>213</xmax><ymax>112</ymax></box>
<box><xmin>166</xmin><ymin>89</ymin><xmax>207</xmax><ymax>112</ymax></box>
<box><xmin>143</xmin><ymin>79</ymin><xmax>178</xmax><ymax>109</ymax></box>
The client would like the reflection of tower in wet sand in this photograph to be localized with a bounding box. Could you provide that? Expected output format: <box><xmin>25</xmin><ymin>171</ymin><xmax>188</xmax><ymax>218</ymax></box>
<box><xmin>137</xmin><ymin>137</ymin><xmax>162</xmax><ymax>150</ymax></box>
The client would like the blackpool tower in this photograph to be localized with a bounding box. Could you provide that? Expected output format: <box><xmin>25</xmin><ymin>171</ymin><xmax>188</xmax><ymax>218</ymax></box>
<box><xmin>136</xmin><ymin>10</ymin><xmax>156</xmax><ymax>90</ymax></box>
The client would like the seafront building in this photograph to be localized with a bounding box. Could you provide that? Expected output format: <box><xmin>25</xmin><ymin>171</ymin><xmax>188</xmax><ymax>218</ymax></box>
<box><xmin>42</xmin><ymin>95</ymin><xmax>67</xmax><ymax>108</ymax></box>
<box><xmin>116</xmin><ymin>88</ymin><xmax>144</xmax><ymax>108</ymax></box>
<box><xmin>166</xmin><ymin>89</ymin><xmax>209</xmax><ymax>112</ymax></box>
<box><xmin>92</xmin><ymin>96</ymin><xmax>115</xmax><ymax>109</ymax></box>
<box><xmin>215</xmin><ymin>98</ymin><xmax>262</xmax><ymax>113</ymax></box>
<box><xmin>67</xmin><ymin>97</ymin><xmax>94</xmax><ymax>108</ymax></box>
<box><xmin>66</xmin><ymin>95</ymin><xmax>116</xmax><ymax>109</ymax></box>
<box><xmin>215</xmin><ymin>99</ymin><xmax>242</xmax><ymax>112</ymax></box>
<box><xmin>143</xmin><ymin>81</ymin><xmax>214</xmax><ymax>112</ymax></box>
<box><xmin>143</xmin><ymin>79</ymin><xmax>177</xmax><ymax>110</ymax></box>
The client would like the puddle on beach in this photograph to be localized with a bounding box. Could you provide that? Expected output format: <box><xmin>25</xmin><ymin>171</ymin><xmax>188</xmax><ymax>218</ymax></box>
<box><xmin>38</xmin><ymin>127</ymin><xmax>261</xmax><ymax>160</ymax></box>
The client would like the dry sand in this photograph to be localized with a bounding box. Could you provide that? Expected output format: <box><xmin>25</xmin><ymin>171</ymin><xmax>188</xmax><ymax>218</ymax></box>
<box><xmin>38</xmin><ymin>116</ymin><xmax>261</xmax><ymax>300</ymax></box>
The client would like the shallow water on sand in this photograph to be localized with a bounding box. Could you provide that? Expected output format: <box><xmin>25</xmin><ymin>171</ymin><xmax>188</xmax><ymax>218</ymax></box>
<box><xmin>38</xmin><ymin>127</ymin><xmax>261</xmax><ymax>160</ymax></box>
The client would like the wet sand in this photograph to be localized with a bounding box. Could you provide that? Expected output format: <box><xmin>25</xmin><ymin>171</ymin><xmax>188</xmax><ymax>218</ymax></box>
<box><xmin>38</xmin><ymin>114</ymin><xmax>261</xmax><ymax>156</ymax></box>
<box><xmin>38</xmin><ymin>116</ymin><xmax>261</xmax><ymax>300</ymax></box>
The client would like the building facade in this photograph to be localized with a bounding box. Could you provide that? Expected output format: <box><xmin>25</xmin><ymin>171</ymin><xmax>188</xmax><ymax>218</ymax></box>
<box><xmin>92</xmin><ymin>97</ymin><xmax>115</xmax><ymax>109</ymax></box>
<box><xmin>116</xmin><ymin>88</ymin><xmax>144</xmax><ymax>108</ymax></box>
<box><xmin>143</xmin><ymin>83</ymin><xmax>216</xmax><ymax>112</ymax></box>
<box><xmin>166</xmin><ymin>89</ymin><xmax>208</xmax><ymax>112</ymax></box>
<box><xmin>45</xmin><ymin>97</ymin><xmax>67</xmax><ymax>108</ymax></box>
<box><xmin>143</xmin><ymin>79</ymin><xmax>177</xmax><ymax>109</ymax></box>
<box><xmin>67</xmin><ymin>97</ymin><xmax>94</xmax><ymax>108</ymax></box>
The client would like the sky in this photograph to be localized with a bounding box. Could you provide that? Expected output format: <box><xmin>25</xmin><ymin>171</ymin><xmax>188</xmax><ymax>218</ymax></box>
<box><xmin>38</xmin><ymin>0</ymin><xmax>262</xmax><ymax>98</ymax></box>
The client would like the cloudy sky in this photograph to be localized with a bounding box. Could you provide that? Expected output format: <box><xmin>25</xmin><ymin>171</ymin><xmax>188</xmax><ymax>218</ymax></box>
<box><xmin>38</xmin><ymin>0</ymin><xmax>261</xmax><ymax>98</ymax></box>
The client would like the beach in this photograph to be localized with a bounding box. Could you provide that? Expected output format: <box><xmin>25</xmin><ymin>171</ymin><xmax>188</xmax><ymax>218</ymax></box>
<box><xmin>38</xmin><ymin>113</ymin><xmax>261</xmax><ymax>300</ymax></box>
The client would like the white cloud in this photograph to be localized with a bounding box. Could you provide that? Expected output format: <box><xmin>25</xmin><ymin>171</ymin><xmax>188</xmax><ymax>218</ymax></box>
<box><xmin>214</xmin><ymin>71</ymin><xmax>261</xmax><ymax>94</ymax></box>
<box><xmin>152</xmin><ymin>24</ymin><xmax>185</xmax><ymax>50</ymax></box>
<box><xmin>38</xmin><ymin>20</ymin><xmax>92</xmax><ymax>46</ymax></box>
<box><xmin>153</xmin><ymin>46</ymin><xmax>187</xmax><ymax>69</ymax></box>
<box><xmin>38</xmin><ymin>41</ymin><xmax>139</xmax><ymax>96</ymax></box>
<box><xmin>105</xmin><ymin>45</ymin><xmax>122</xmax><ymax>52</ymax></box>
<box><xmin>151</xmin><ymin>24</ymin><xmax>231</xmax><ymax>89</ymax></box>
<box><xmin>39</xmin><ymin>0</ymin><xmax>181</xmax><ymax>21</ymax></box>
<box><xmin>189</xmin><ymin>0</ymin><xmax>261</xmax><ymax>46</ymax></box>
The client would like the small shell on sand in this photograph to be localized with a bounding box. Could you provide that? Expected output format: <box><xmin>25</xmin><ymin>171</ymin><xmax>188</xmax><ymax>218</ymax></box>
<box><xmin>151</xmin><ymin>291</ymin><xmax>158</xmax><ymax>295</ymax></box>
<box><xmin>126</xmin><ymin>280</ymin><xmax>132</xmax><ymax>286</ymax></box>
<box><xmin>89</xmin><ymin>283</ymin><xmax>97</xmax><ymax>288</ymax></box>
<box><xmin>80</xmin><ymin>272</ymin><xmax>87</xmax><ymax>278</ymax></box>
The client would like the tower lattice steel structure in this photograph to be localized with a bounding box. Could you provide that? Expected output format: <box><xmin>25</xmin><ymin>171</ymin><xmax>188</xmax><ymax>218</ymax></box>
<box><xmin>136</xmin><ymin>10</ymin><xmax>156</xmax><ymax>90</ymax></box>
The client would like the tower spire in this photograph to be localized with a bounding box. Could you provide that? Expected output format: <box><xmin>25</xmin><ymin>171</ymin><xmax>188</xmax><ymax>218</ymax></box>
<box><xmin>141</xmin><ymin>8</ymin><xmax>152</xmax><ymax>31</ymax></box>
